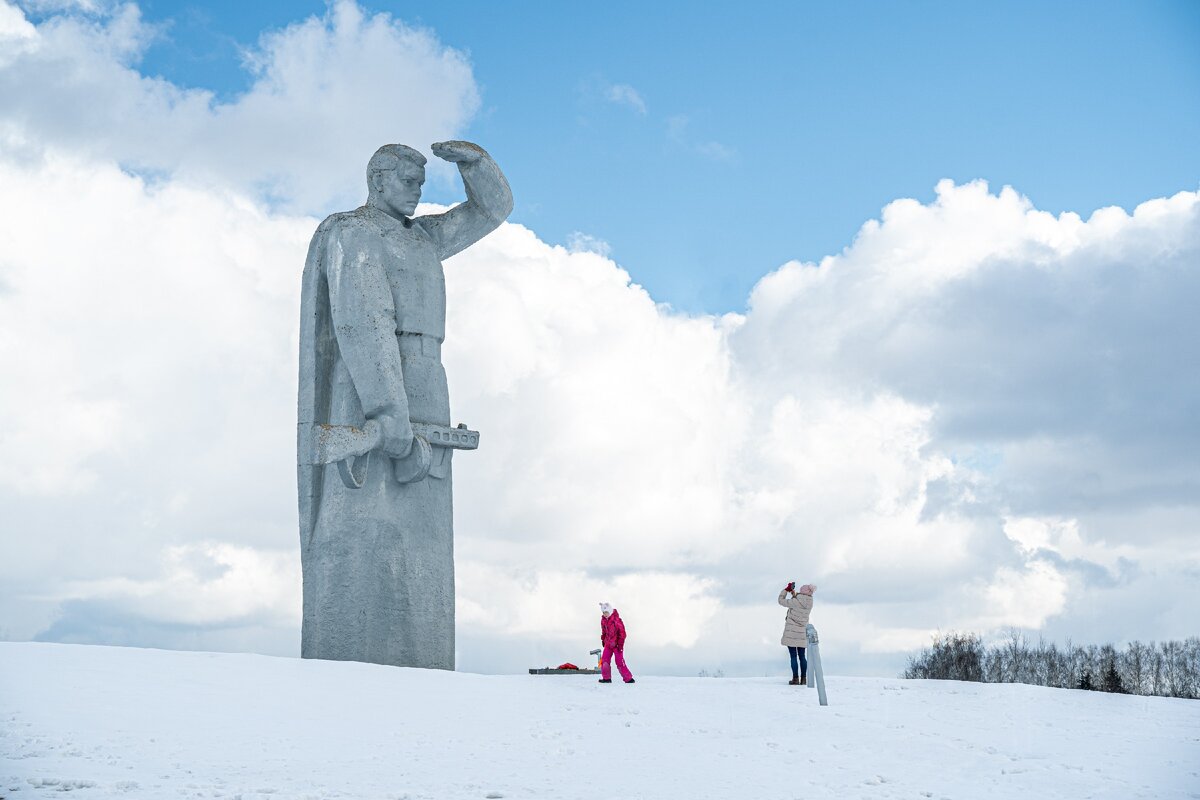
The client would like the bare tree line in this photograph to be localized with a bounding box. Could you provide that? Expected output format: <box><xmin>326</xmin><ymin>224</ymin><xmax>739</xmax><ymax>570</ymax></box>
<box><xmin>903</xmin><ymin>631</ymin><xmax>1200</xmax><ymax>699</ymax></box>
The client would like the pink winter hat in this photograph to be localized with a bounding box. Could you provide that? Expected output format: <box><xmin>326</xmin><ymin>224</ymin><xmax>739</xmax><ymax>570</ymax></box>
<box><xmin>798</xmin><ymin>584</ymin><xmax>816</xmax><ymax>595</ymax></box>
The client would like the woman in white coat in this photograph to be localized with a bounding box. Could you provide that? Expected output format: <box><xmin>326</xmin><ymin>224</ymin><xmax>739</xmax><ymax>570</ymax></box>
<box><xmin>779</xmin><ymin>582</ymin><xmax>816</xmax><ymax>685</ymax></box>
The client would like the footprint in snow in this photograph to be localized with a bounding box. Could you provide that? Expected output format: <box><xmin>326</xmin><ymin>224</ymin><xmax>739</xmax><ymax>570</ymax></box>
<box><xmin>26</xmin><ymin>778</ymin><xmax>99</xmax><ymax>791</ymax></box>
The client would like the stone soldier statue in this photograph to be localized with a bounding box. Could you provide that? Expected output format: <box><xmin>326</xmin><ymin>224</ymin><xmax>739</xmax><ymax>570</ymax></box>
<box><xmin>297</xmin><ymin>141</ymin><xmax>512</xmax><ymax>669</ymax></box>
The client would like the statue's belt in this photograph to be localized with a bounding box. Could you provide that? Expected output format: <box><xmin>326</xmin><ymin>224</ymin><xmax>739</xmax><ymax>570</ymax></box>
<box><xmin>396</xmin><ymin>331</ymin><xmax>440</xmax><ymax>359</ymax></box>
<box><xmin>303</xmin><ymin>420</ymin><xmax>478</xmax><ymax>489</ymax></box>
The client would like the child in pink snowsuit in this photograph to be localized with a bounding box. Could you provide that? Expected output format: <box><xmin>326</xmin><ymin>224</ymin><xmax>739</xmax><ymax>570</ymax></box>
<box><xmin>598</xmin><ymin>602</ymin><xmax>635</xmax><ymax>684</ymax></box>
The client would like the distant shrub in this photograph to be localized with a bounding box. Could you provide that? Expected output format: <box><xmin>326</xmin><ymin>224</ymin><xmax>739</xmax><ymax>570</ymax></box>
<box><xmin>902</xmin><ymin>632</ymin><xmax>985</xmax><ymax>682</ymax></box>
<box><xmin>903</xmin><ymin>632</ymin><xmax>1199</xmax><ymax>700</ymax></box>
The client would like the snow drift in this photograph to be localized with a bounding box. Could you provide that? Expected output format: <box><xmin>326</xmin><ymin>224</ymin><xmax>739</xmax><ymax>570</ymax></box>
<box><xmin>2</xmin><ymin>643</ymin><xmax>1197</xmax><ymax>799</ymax></box>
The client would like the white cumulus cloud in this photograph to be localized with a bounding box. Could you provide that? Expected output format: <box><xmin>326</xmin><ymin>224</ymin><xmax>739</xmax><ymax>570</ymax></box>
<box><xmin>0</xmin><ymin>0</ymin><xmax>478</xmax><ymax>213</ymax></box>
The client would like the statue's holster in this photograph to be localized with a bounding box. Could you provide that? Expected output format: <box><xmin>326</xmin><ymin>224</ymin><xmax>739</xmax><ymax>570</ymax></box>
<box><xmin>390</xmin><ymin>437</ymin><xmax>451</xmax><ymax>485</ymax></box>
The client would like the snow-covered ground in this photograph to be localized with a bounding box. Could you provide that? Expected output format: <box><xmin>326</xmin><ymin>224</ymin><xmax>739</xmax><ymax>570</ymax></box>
<box><xmin>1</xmin><ymin>643</ymin><xmax>1197</xmax><ymax>799</ymax></box>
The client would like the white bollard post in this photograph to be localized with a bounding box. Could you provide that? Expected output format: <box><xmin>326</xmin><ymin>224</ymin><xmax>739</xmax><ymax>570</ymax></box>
<box><xmin>805</xmin><ymin>623</ymin><xmax>828</xmax><ymax>706</ymax></box>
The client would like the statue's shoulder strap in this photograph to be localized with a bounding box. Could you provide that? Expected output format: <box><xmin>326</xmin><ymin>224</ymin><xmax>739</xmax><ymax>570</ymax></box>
<box><xmin>309</xmin><ymin>209</ymin><xmax>366</xmax><ymax>251</ymax></box>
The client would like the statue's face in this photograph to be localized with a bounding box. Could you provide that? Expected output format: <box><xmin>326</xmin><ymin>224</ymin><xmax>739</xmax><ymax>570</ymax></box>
<box><xmin>375</xmin><ymin>160</ymin><xmax>425</xmax><ymax>219</ymax></box>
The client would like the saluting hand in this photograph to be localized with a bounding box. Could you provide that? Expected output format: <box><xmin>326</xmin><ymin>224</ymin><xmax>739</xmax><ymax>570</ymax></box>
<box><xmin>431</xmin><ymin>140</ymin><xmax>486</xmax><ymax>164</ymax></box>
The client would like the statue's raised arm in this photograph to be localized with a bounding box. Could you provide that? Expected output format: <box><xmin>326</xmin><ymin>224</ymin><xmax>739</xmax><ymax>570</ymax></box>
<box><xmin>415</xmin><ymin>140</ymin><xmax>514</xmax><ymax>261</ymax></box>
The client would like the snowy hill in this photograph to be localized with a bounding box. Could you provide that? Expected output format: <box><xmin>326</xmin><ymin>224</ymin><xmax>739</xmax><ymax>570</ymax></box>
<box><xmin>1</xmin><ymin>643</ymin><xmax>1197</xmax><ymax>799</ymax></box>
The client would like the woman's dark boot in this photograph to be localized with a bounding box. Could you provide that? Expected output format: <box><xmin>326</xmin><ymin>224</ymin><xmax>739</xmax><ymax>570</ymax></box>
<box><xmin>788</xmin><ymin>677</ymin><xmax>800</xmax><ymax>685</ymax></box>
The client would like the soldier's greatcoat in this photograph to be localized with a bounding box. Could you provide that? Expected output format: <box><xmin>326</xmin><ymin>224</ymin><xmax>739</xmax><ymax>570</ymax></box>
<box><xmin>297</xmin><ymin>154</ymin><xmax>511</xmax><ymax>668</ymax></box>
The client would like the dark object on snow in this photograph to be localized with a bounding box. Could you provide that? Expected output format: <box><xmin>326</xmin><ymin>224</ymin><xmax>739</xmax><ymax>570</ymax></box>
<box><xmin>529</xmin><ymin>667</ymin><xmax>600</xmax><ymax>675</ymax></box>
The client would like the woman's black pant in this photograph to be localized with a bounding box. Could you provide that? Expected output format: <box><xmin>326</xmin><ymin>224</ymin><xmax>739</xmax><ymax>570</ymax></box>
<box><xmin>788</xmin><ymin>646</ymin><xmax>808</xmax><ymax>680</ymax></box>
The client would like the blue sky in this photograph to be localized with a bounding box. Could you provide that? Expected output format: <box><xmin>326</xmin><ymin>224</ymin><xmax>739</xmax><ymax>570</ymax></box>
<box><xmin>100</xmin><ymin>0</ymin><xmax>1200</xmax><ymax>311</ymax></box>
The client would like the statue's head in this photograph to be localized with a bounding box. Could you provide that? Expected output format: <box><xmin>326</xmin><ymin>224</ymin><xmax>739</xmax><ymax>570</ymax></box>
<box><xmin>366</xmin><ymin>144</ymin><xmax>427</xmax><ymax>219</ymax></box>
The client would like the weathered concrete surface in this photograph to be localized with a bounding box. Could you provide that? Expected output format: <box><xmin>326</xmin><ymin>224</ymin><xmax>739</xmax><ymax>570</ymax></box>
<box><xmin>297</xmin><ymin>141</ymin><xmax>512</xmax><ymax>669</ymax></box>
